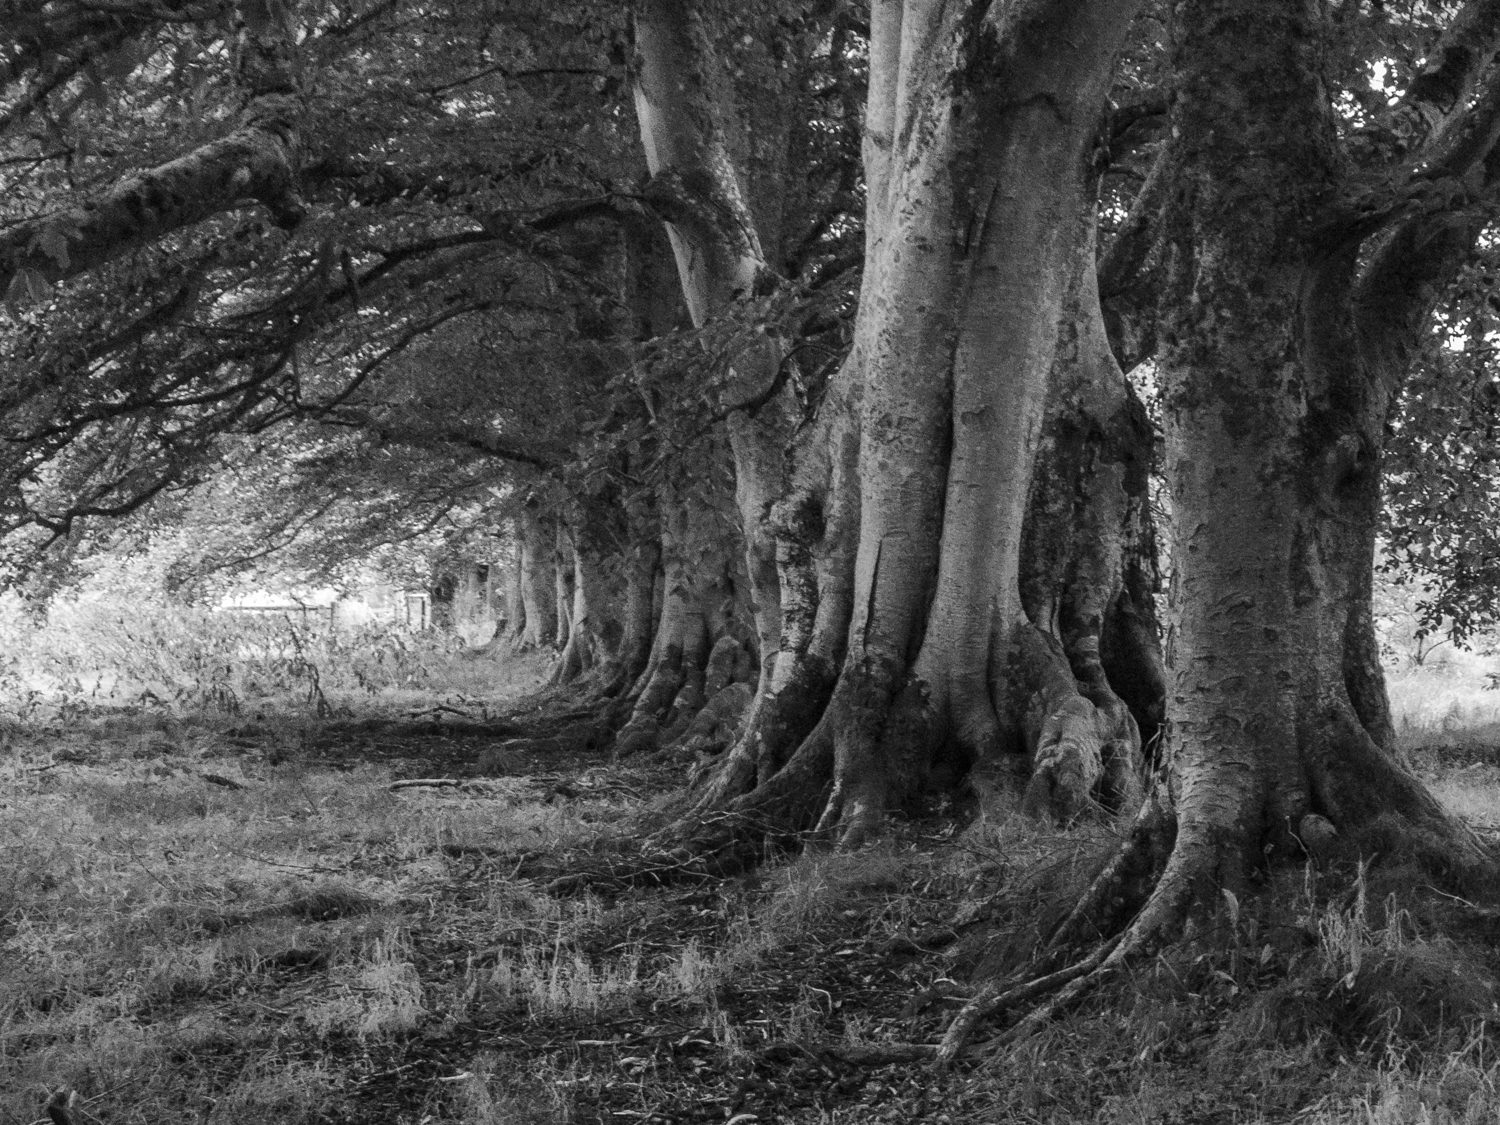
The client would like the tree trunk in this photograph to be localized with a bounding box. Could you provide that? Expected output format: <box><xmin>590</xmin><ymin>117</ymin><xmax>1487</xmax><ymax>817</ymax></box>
<box><xmin>614</xmin><ymin>456</ymin><xmax>751</xmax><ymax>757</ymax></box>
<box><xmin>1043</xmin><ymin>0</ymin><xmax>1492</xmax><ymax>971</ymax></box>
<box><xmin>516</xmin><ymin>502</ymin><xmax>557</xmax><ymax>652</ymax></box>
<box><xmin>552</xmin><ymin>527</ymin><xmax>592</xmax><ymax>684</ymax></box>
<box><xmin>631</xmin><ymin>0</ymin><xmax>792</xmax><ymax>694</ymax></box>
<box><xmin>1012</xmin><ymin>244</ymin><xmax>1160</xmax><ymax>821</ymax></box>
<box><xmin>647</xmin><ymin>1</ymin><xmax>1157</xmax><ymax>863</ymax></box>
<box><xmin>552</xmin><ymin>523</ymin><xmax>574</xmax><ymax>651</ymax></box>
<box><xmin>504</xmin><ymin>548</ymin><xmax>526</xmax><ymax>647</ymax></box>
<box><xmin>597</xmin><ymin>489</ymin><xmax>660</xmax><ymax>697</ymax></box>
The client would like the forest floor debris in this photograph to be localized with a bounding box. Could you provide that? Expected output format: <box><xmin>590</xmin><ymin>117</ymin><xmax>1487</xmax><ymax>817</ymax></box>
<box><xmin>5</xmin><ymin>685</ymin><xmax>1500</xmax><ymax>1123</ymax></box>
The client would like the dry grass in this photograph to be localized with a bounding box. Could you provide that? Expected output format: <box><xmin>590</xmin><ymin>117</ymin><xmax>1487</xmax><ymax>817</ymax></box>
<box><xmin>0</xmin><ymin>592</ymin><xmax>550</xmax><ymax>723</ymax></box>
<box><xmin>5</xmin><ymin>649</ymin><xmax>1500</xmax><ymax>1122</ymax></box>
<box><xmin>0</xmin><ymin>718</ymin><xmax>650</xmax><ymax>1124</ymax></box>
<box><xmin>1389</xmin><ymin>659</ymin><xmax>1500</xmax><ymax>749</ymax></box>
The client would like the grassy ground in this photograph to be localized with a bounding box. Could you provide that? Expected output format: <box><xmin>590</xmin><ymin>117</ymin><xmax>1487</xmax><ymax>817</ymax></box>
<box><xmin>6</xmin><ymin>652</ymin><xmax>1500</xmax><ymax>1123</ymax></box>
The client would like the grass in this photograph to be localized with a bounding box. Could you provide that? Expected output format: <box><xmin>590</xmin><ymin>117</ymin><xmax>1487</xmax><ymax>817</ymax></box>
<box><xmin>0</xmin><ymin>592</ymin><xmax>550</xmax><ymax>723</ymax></box>
<box><xmin>1390</xmin><ymin>657</ymin><xmax>1500</xmax><ymax>753</ymax></box>
<box><xmin>5</xmin><ymin>645</ymin><xmax>1500</xmax><ymax>1122</ymax></box>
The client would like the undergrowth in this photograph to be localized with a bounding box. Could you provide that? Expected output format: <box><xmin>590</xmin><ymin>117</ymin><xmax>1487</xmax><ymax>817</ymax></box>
<box><xmin>0</xmin><ymin>593</ymin><xmax>542</xmax><ymax>723</ymax></box>
<box><xmin>4</xmin><ymin>647</ymin><xmax>1500</xmax><ymax>1121</ymax></box>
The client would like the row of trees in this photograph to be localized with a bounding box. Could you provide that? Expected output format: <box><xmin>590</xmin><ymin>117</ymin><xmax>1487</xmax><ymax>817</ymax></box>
<box><xmin>7</xmin><ymin>0</ymin><xmax>1500</xmax><ymax>1004</ymax></box>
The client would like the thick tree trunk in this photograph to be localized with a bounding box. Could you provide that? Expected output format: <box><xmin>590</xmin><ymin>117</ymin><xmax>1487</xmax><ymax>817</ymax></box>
<box><xmin>631</xmin><ymin>0</ymin><xmax>792</xmax><ymax>694</ymax></box>
<box><xmin>605</xmin><ymin>490</ymin><xmax>661</xmax><ymax>696</ymax></box>
<box><xmin>614</xmin><ymin>459</ymin><xmax>751</xmax><ymax>757</ymax></box>
<box><xmin>504</xmin><ymin>551</ymin><xmax>525</xmax><ymax>647</ymax></box>
<box><xmin>1012</xmin><ymin>220</ymin><xmax>1162</xmax><ymax>819</ymax></box>
<box><xmin>651</xmin><ymin>1</ymin><xmax>1157</xmax><ymax>860</ymax></box>
<box><xmin>814</xmin><ymin>1</ymin><xmax>1150</xmax><ymax>841</ymax></box>
<box><xmin>552</xmin><ymin>524</ymin><xmax>574</xmax><ymax>651</ymax></box>
<box><xmin>516</xmin><ymin>502</ymin><xmax>557</xmax><ymax>652</ymax></box>
<box><xmin>552</xmin><ymin>525</ymin><xmax>596</xmax><ymax>685</ymax></box>
<box><xmin>1039</xmin><ymin>0</ymin><xmax>1492</xmax><ymax>974</ymax></box>
<box><xmin>690</xmin><ymin>348</ymin><xmax>860</xmax><ymax>807</ymax></box>
<box><xmin>1156</xmin><ymin>0</ymin><xmax>1481</xmax><ymax>903</ymax></box>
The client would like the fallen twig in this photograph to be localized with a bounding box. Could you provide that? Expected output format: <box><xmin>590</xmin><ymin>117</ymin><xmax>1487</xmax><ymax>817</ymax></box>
<box><xmin>199</xmin><ymin>772</ymin><xmax>248</xmax><ymax>790</ymax></box>
<box><xmin>408</xmin><ymin>703</ymin><xmax>479</xmax><ymax>720</ymax></box>
<box><xmin>823</xmin><ymin>1043</ymin><xmax>940</xmax><ymax>1066</ymax></box>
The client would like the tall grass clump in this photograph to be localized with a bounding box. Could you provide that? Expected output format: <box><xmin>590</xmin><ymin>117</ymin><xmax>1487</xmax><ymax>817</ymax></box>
<box><xmin>1387</xmin><ymin>659</ymin><xmax>1500</xmax><ymax>753</ymax></box>
<box><xmin>0</xmin><ymin>593</ymin><xmax>505</xmax><ymax>721</ymax></box>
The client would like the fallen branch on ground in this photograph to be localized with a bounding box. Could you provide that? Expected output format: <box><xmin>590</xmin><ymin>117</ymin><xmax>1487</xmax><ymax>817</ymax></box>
<box><xmin>199</xmin><ymin>772</ymin><xmax>248</xmax><ymax>789</ymax></box>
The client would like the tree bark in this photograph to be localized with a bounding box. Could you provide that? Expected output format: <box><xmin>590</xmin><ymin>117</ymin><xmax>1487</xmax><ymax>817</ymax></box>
<box><xmin>614</xmin><ymin>455</ymin><xmax>750</xmax><ymax>756</ymax></box>
<box><xmin>1033</xmin><ymin>0</ymin><xmax>1498</xmax><ymax>976</ymax></box>
<box><xmin>630</xmin><ymin>0</ymin><xmax>793</xmax><ymax>693</ymax></box>
<box><xmin>552</xmin><ymin>523</ymin><xmax>574</xmax><ymax>651</ymax></box>
<box><xmin>504</xmin><ymin>544</ymin><xmax>526</xmax><ymax>647</ymax></box>
<box><xmin>599</xmin><ymin>488</ymin><xmax>661</xmax><ymax>697</ymax></box>
<box><xmin>516</xmin><ymin>501</ymin><xmax>557</xmax><ymax>652</ymax></box>
<box><xmin>650</xmin><ymin>0</ymin><xmax>1157</xmax><ymax>859</ymax></box>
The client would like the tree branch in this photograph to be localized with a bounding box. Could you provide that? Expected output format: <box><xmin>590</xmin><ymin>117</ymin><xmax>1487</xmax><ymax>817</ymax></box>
<box><xmin>0</xmin><ymin>0</ymin><xmax>307</xmax><ymax>298</ymax></box>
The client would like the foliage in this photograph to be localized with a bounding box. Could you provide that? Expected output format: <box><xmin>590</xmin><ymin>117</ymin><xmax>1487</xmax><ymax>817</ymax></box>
<box><xmin>0</xmin><ymin>0</ymin><xmax>866</xmax><ymax>600</ymax></box>
<box><xmin>0</xmin><ymin>592</ymin><xmax>478</xmax><ymax>720</ymax></box>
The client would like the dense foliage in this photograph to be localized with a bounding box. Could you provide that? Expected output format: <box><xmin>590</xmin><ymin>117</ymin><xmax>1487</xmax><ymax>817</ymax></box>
<box><xmin>0</xmin><ymin>0</ymin><xmax>864</xmax><ymax>603</ymax></box>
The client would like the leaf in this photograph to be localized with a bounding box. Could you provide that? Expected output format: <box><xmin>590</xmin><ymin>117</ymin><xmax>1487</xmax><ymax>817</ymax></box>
<box><xmin>101</xmin><ymin>40</ymin><xmax>147</xmax><ymax>80</ymax></box>
<box><xmin>21</xmin><ymin>268</ymin><xmax>51</xmax><ymax>303</ymax></box>
<box><xmin>4</xmin><ymin>273</ymin><xmax>28</xmax><ymax>317</ymax></box>
<box><xmin>1221</xmin><ymin>886</ymin><xmax>1240</xmax><ymax>929</ymax></box>
<box><xmin>32</xmin><ymin>225</ymin><xmax>71</xmax><ymax>270</ymax></box>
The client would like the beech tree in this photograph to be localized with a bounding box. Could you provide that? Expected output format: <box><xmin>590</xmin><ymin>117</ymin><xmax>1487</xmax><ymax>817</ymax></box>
<box><xmin>0</xmin><ymin>2</ymin><xmax>648</xmax><ymax>594</ymax></box>
<box><xmin>929</xmin><ymin>1</ymin><xmax>1500</xmax><ymax>1049</ymax></box>
<box><xmin>0</xmin><ymin>1</ymin><xmax>864</xmax><ymax>717</ymax></box>
<box><xmin>13</xmin><ymin>3</ymin><xmax>1500</xmax><ymax>1039</ymax></box>
<box><xmin>620</xmin><ymin>0</ymin><xmax>1160</xmax><ymax>867</ymax></box>
<box><xmin>1090</xmin><ymin>0</ymin><xmax>1500</xmax><ymax>945</ymax></box>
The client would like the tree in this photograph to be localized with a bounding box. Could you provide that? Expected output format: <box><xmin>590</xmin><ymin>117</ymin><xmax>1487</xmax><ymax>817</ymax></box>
<box><xmin>0</xmin><ymin>0</ymin><xmax>863</xmax><ymax>721</ymax></box>
<box><xmin>12</xmin><ymin>4</ymin><xmax>1500</xmax><ymax>1040</ymax></box>
<box><xmin>1115</xmin><ymin>0</ymin><xmax>1498</xmax><ymax>944</ymax></box>
<box><xmin>930</xmin><ymin>1</ymin><xmax>1500</xmax><ymax>1051</ymax></box>
<box><xmin>607</xmin><ymin>0</ymin><xmax>1163</xmax><ymax>876</ymax></box>
<box><xmin>0</xmin><ymin>2</ymin><xmax>646</xmax><ymax>589</ymax></box>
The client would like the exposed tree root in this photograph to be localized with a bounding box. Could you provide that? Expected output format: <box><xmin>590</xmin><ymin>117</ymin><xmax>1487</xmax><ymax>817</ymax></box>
<box><xmin>933</xmin><ymin>737</ymin><xmax>1500</xmax><ymax>1064</ymax></box>
<box><xmin>934</xmin><ymin>792</ymin><xmax>1176</xmax><ymax>1063</ymax></box>
<box><xmin>543</xmin><ymin>808</ymin><xmax>812</xmax><ymax>894</ymax></box>
<box><xmin>936</xmin><ymin>936</ymin><xmax>1121</xmax><ymax>1067</ymax></box>
<box><xmin>1035</xmin><ymin>790</ymin><xmax>1175</xmax><ymax>957</ymax></box>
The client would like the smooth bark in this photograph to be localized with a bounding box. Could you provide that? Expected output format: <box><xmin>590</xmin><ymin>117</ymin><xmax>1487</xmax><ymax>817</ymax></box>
<box><xmin>659</xmin><ymin>0</ymin><xmax>1157</xmax><ymax>857</ymax></box>
<box><xmin>630</xmin><ymin>0</ymin><xmax>793</xmax><ymax>689</ymax></box>
<box><xmin>516</xmin><ymin>502</ymin><xmax>558</xmax><ymax>651</ymax></box>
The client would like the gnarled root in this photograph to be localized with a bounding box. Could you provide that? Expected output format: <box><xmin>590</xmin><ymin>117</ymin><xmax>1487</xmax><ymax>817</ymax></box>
<box><xmin>937</xmin><ymin>936</ymin><xmax>1121</xmax><ymax>1067</ymax></box>
<box><xmin>936</xmin><ymin>792</ymin><xmax>1177</xmax><ymax>1063</ymax></box>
